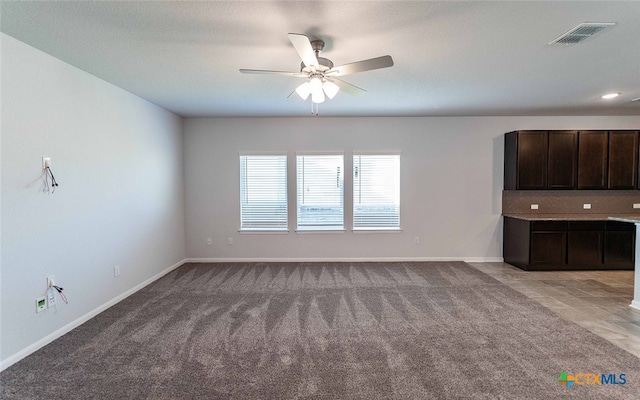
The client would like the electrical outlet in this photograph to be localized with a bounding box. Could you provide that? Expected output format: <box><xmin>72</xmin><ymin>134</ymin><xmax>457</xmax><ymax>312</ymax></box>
<box><xmin>114</xmin><ymin>265</ymin><xmax>121</xmax><ymax>277</ymax></box>
<box><xmin>583</xmin><ymin>203</ymin><xmax>591</xmax><ymax>210</ymax></box>
<box><xmin>47</xmin><ymin>275</ymin><xmax>55</xmax><ymax>289</ymax></box>
<box><xmin>36</xmin><ymin>297</ymin><xmax>47</xmax><ymax>313</ymax></box>
<box><xmin>414</xmin><ymin>236</ymin><xmax>420</xmax><ymax>245</ymax></box>
<box><xmin>227</xmin><ymin>237</ymin><xmax>233</xmax><ymax>245</ymax></box>
<box><xmin>530</xmin><ymin>204</ymin><xmax>539</xmax><ymax>210</ymax></box>
<box><xmin>42</xmin><ymin>157</ymin><xmax>51</xmax><ymax>170</ymax></box>
<box><xmin>47</xmin><ymin>288</ymin><xmax>56</xmax><ymax>308</ymax></box>
<box><xmin>207</xmin><ymin>237</ymin><xmax>213</xmax><ymax>246</ymax></box>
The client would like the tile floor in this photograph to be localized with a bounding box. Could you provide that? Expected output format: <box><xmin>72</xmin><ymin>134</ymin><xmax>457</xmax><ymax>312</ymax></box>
<box><xmin>469</xmin><ymin>262</ymin><xmax>640</xmax><ymax>358</ymax></box>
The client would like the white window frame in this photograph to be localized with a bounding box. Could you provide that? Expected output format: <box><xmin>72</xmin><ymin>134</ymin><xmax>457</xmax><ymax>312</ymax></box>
<box><xmin>296</xmin><ymin>152</ymin><xmax>345</xmax><ymax>232</ymax></box>
<box><xmin>239</xmin><ymin>153</ymin><xmax>289</xmax><ymax>232</ymax></box>
<box><xmin>352</xmin><ymin>152</ymin><xmax>401</xmax><ymax>231</ymax></box>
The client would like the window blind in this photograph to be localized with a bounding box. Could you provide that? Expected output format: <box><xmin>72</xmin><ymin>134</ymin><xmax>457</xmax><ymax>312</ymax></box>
<box><xmin>353</xmin><ymin>154</ymin><xmax>400</xmax><ymax>229</ymax></box>
<box><xmin>296</xmin><ymin>154</ymin><xmax>344</xmax><ymax>230</ymax></box>
<box><xmin>239</xmin><ymin>155</ymin><xmax>288</xmax><ymax>230</ymax></box>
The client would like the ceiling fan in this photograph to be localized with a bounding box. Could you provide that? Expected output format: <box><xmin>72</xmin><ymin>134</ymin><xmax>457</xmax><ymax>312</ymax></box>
<box><xmin>240</xmin><ymin>33</ymin><xmax>394</xmax><ymax>113</ymax></box>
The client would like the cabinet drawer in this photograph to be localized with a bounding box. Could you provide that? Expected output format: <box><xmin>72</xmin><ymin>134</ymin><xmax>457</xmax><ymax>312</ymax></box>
<box><xmin>568</xmin><ymin>221</ymin><xmax>605</xmax><ymax>231</ymax></box>
<box><xmin>531</xmin><ymin>221</ymin><xmax>567</xmax><ymax>231</ymax></box>
<box><xmin>605</xmin><ymin>221</ymin><xmax>636</xmax><ymax>231</ymax></box>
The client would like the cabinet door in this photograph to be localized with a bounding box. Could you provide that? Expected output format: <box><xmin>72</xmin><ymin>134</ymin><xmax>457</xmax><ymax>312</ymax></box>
<box><xmin>548</xmin><ymin>131</ymin><xmax>577</xmax><ymax>189</ymax></box>
<box><xmin>567</xmin><ymin>231</ymin><xmax>603</xmax><ymax>266</ymax></box>
<box><xmin>530</xmin><ymin>231</ymin><xmax>566</xmax><ymax>265</ymax></box>
<box><xmin>517</xmin><ymin>131</ymin><xmax>548</xmax><ymax>189</ymax></box>
<box><xmin>578</xmin><ymin>131</ymin><xmax>608</xmax><ymax>189</ymax></box>
<box><xmin>608</xmin><ymin>131</ymin><xmax>638</xmax><ymax>189</ymax></box>
<box><xmin>604</xmin><ymin>231</ymin><xmax>634</xmax><ymax>269</ymax></box>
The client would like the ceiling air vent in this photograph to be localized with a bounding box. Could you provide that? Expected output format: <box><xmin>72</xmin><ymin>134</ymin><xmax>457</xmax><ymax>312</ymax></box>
<box><xmin>548</xmin><ymin>22</ymin><xmax>616</xmax><ymax>45</ymax></box>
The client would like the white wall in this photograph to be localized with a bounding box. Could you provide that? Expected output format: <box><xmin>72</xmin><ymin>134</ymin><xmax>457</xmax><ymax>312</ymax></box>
<box><xmin>0</xmin><ymin>34</ymin><xmax>186</xmax><ymax>366</ymax></box>
<box><xmin>184</xmin><ymin>116</ymin><xmax>640</xmax><ymax>261</ymax></box>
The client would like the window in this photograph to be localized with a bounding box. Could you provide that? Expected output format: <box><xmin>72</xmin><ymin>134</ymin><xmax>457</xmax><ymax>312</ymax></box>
<box><xmin>296</xmin><ymin>154</ymin><xmax>344</xmax><ymax>230</ymax></box>
<box><xmin>239</xmin><ymin>155</ymin><xmax>288</xmax><ymax>230</ymax></box>
<box><xmin>353</xmin><ymin>153</ymin><xmax>400</xmax><ymax>230</ymax></box>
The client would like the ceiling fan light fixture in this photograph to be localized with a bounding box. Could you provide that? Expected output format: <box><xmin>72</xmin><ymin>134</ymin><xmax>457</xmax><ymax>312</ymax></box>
<box><xmin>295</xmin><ymin>81</ymin><xmax>311</xmax><ymax>100</ymax></box>
<box><xmin>311</xmin><ymin>89</ymin><xmax>325</xmax><ymax>104</ymax></box>
<box><xmin>309</xmin><ymin>77</ymin><xmax>325</xmax><ymax>103</ymax></box>
<box><xmin>323</xmin><ymin>80</ymin><xmax>340</xmax><ymax>99</ymax></box>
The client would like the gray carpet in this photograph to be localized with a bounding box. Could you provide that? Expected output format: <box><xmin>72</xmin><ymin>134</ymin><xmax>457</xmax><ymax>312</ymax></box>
<box><xmin>1</xmin><ymin>261</ymin><xmax>638</xmax><ymax>399</ymax></box>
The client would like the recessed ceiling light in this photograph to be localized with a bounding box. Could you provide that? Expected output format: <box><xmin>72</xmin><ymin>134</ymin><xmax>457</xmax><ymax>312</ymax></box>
<box><xmin>602</xmin><ymin>92</ymin><xmax>620</xmax><ymax>99</ymax></box>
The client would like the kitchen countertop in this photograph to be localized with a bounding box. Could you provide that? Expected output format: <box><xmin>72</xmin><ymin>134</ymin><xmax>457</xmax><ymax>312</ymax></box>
<box><xmin>503</xmin><ymin>213</ymin><xmax>640</xmax><ymax>221</ymax></box>
<box><xmin>609</xmin><ymin>216</ymin><xmax>640</xmax><ymax>224</ymax></box>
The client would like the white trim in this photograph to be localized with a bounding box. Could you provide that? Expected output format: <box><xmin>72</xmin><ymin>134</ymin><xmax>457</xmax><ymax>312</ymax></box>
<box><xmin>295</xmin><ymin>229</ymin><xmax>346</xmax><ymax>234</ymax></box>
<box><xmin>184</xmin><ymin>257</ymin><xmax>504</xmax><ymax>263</ymax></box>
<box><xmin>631</xmin><ymin>300</ymin><xmax>640</xmax><ymax>311</ymax></box>
<box><xmin>0</xmin><ymin>259</ymin><xmax>187</xmax><ymax>372</ymax></box>
<box><xmin>352</xmin><ymin>228</ymin><xmax>403</xmax><ymax>233</ymax></box>
<box><xmin>353</xmin><ymin>150</ymin><xmax>402</xmax><ymax>156</ymax></box>
<box><xmin>239</xmin><ymin>229</ymin><xmax>290</xmax><ymax>234</ymax></box>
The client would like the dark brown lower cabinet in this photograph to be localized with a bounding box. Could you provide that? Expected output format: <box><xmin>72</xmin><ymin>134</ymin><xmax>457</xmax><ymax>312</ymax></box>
<box><xmin>604</xmin><ymin>221</ymin><xmax>635</xmax><ymax>268</ymax></box>
<box><xmin>504</xmin><ymin>217</ymin><xmax>634</xmax><ymax>271</ymax></box>
<box><xmin>529</xmin><ymin>221</ymin><xmax>566</xmax><ymax>266</ymax></box>
<box><xmin>567</xmin><ymin>222</ymin><xmax>604</xmax><ymax>266</ymax></box>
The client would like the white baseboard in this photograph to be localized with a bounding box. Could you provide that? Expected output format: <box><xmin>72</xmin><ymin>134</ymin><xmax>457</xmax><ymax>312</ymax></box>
<box><xmin>0</xmin><ymin>258</ymin><xmax>186</xmax><ymax>372</ymax></box>
<box><xmin>631</xmin><ymin>300</ymin><xmax>640</xmax><ymax>311</ymax></box>
<box><xmin>184</xmin><ymin>257</ymin><xmax>504</xmax><ymax>263</ymax></box>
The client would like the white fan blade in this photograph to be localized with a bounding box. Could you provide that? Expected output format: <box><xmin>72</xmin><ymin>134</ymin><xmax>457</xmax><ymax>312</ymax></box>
<box><xmin>326</xmin><ymin>55</ymin><xmax>394</xmax><ymax>76</ymax></box>
<box><xmin>240</xmin><ymin>69</ymin><xmax>307</xmax><ymax>77</ymax></box>
<box><xmin>288</xmin><ymin>33</ymin><xmax>319</xmax><ymax>68</ymax></box>
<box><xmin>329</xmin><ymin>78</ymin><xmax>366</xmax><ymax>96</ymax></box>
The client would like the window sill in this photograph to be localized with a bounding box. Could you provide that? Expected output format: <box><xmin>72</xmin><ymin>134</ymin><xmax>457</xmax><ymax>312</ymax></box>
<box><xmin>239</xmin><ymin>229</ymin><xmax>289</xmax><ymax>234</ymax></box>
<box><xmin>296</xmin><ymin>228</ymin><xmax>346</xmax><ymax>234</ymax></box>
<box><xmin>352</xmin><ymin>228</ymin><xmax>403</xmax><ymax>233</ymax></box>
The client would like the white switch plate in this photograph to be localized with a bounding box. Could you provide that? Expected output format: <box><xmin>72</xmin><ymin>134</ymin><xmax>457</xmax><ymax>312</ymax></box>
<box><xmin>414</xmin><ymin>236</ymin><xmax>420</xmax><ymax>244</ymax></box>
<box><xmin>207</xmin><ymin>237</ymin><xmax>212</xmax><ymax>246</ymax></box>
<box><xmin>227</xmin><ymin>237</ymin><xmax>233</xmax><ymax>245</ymax></box>
<box><xmin>530</xmin><ymin>204</ymin><xmax>539</xmax><ymax>210</ymax></box>
<box><xmin>114</xmin><ymin>265</ymin><xmax>121</xmax><ymax>277</ymax></box>
<box><xmin>583</xmin><ymin>203</ymin><xmax>591</xmax><ymax>209</ymax></box>
<box><xmin>634</xmin><ymin>203</ymin><xmax>640</xmax><ymax>209</ymax></box>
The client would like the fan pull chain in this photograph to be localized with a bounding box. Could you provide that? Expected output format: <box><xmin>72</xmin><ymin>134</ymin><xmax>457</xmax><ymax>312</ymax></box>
<box><xmin>309</xmin><ymin>99</ymin><xmax>320</xmax><ymax>116</ymax></box>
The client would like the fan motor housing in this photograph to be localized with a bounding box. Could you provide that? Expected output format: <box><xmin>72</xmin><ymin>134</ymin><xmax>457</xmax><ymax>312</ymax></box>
<box><xmin>300</xmin><ymin>57</ymin><xmax>333</xmax><ymax>73</ymax></box>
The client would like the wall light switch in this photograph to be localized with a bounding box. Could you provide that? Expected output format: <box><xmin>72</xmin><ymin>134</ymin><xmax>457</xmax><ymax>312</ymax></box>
<box><xmin>530</xmin><ymin>204</ymin><xmax>539</xmax><ymax>210</ymax></box>
<box><xmin>42</xmin><ymin>157</ymin><xmax>51</xmax><ymax>170</ymax></box>
<box><xmin>634</xmin><ymin>203</ymin><xmax>640</xmax><ymax>209</ymax></box>
<box><xmin>227</xmin><ymin>237</ymin><xmax>233</xmax><ymax>245</ymax></box>
<box><xmin>207</xmin><ymin>238</ymin><xmax>213</xmax><ymax>246</ymax></box>
<box><xmin>583</xmin><ymin>203</ymin><xmax>592</xmax><ymax>210</ymax></box>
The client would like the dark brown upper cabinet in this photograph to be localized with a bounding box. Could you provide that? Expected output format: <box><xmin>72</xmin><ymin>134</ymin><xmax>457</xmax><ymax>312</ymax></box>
<box><xmin>608</xmin><ymin>131</ymin><xmax>638</xmax><ymax>189</ymax></box>
<box><xmin>504</xmin><ymin>131</ymin><xmax>547</xmax><ymax>190</ymax></box>
<box><xmin>548</xmin><ymin>131</ymin><xmax>577</xmax><ymax>189</ymax></box>
<box><xmin>505</xmin><ymin>130</ymin><xmax>639</xmax><ymax>190</ymax></box>
<box><xmin>577</xmin><ymin>131</ymin><xmax>608</xmax><ymax>189</ymax></box>
<box><xmin>504</xmin><ymin>130</ymin><xmax>577</xmax><ymax>190</ymax></box>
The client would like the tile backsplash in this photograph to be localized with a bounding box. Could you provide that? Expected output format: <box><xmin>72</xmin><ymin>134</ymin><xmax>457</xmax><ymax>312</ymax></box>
<box><xmin>503</xmin><ymin>190</ymin><xmax>640</xmax><ymax>214</ymax></box>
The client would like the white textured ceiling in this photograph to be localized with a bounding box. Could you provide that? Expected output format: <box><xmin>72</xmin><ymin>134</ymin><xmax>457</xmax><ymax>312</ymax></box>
<box><xmin>1</xmin><ymin>1</ymin><xmax>639</xmax><ymax>117</ymax></box>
